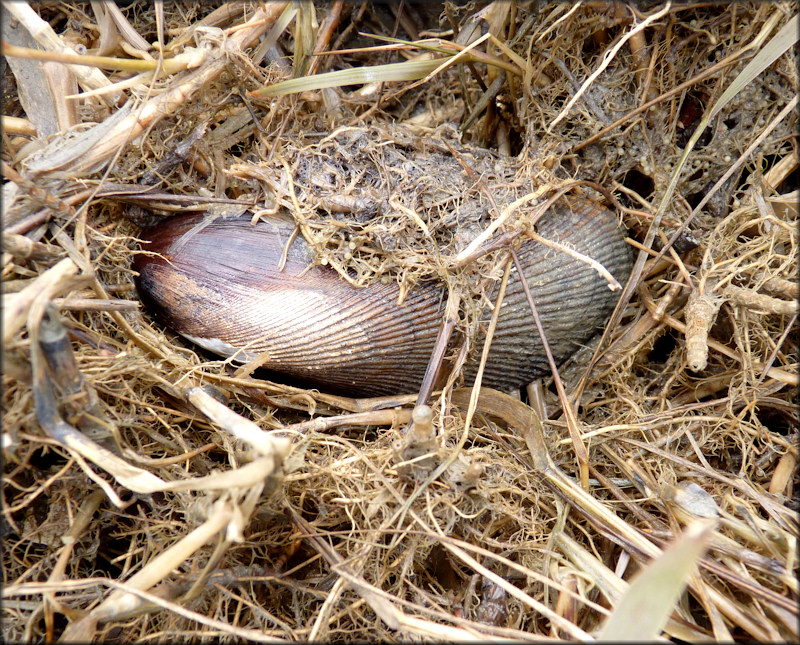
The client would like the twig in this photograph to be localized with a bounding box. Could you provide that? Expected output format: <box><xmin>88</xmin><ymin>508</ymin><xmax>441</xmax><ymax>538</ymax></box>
<box><xmin>410</xmin><ymin>287</ymin><xmax>461</xmax><ymax>414</ymax></box>
<box><xmin>510</xmin><ymin>248</ymin><xmax>590</xmax><ymax>489</ymax></box>
<box><xmin>185</xmin><ymin>387</ymin><xmax>292</xmax><ymax>459</ymax></box>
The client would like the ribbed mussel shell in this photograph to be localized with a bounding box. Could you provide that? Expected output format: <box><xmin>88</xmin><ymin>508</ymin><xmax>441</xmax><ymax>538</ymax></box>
<box><xmin>133</xmin><ymin>198</ymin><xmax>631</xmax><ymax>396</ymax></box>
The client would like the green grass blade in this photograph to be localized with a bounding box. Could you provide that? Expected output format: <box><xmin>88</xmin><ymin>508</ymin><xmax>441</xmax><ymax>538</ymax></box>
<box><xmin>250</xmin><ymin>58</ymin><xmax>446</xmax><ymax>97</ymax></box>
<box><xmin>708</xmin><ymin>12</ymin><xmax>798</xmax><ymax>122</ymax></box>
<box><xmin>597</xmin><ymin>520</ymin><xmax>716</xmax><ymax>641</ymax></box>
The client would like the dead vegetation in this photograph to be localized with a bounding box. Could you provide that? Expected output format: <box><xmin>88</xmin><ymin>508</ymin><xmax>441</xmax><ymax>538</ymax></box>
<box><xmin>2</xmin><ymin>2</ymin><xmax>797</xmax><ymax>642</ymax></box>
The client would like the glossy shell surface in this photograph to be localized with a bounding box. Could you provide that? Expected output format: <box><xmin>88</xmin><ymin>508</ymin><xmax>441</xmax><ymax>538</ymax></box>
<box><xmin>134</xmin><ymin>199</ymin><xmax>632</xmax><ymax>396</ymax></box>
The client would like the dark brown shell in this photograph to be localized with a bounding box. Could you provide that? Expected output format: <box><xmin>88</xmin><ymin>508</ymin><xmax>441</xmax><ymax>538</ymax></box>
<box><xmin>133</xmin><ymin>198</ymin><xmax>631</xmax><ymax>396</ymax></box>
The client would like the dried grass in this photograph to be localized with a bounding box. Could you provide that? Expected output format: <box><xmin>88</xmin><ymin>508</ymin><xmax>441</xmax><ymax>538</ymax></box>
<box><xmin>2</xmin><ymin>1</ymin><xmax>797</xmax><ymax>642</ymax></box>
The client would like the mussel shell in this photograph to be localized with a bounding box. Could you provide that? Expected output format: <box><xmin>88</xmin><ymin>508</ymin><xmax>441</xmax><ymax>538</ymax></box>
<box><xmin>133</xmin><ymin>199</ymin><xmax>631</xmax><ymax>396</ymax></box>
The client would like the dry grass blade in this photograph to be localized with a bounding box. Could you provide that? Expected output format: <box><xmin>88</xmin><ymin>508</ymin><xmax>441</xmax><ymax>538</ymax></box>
<box><xmin>573</xmin><ymin>7</ymin><xmax>798</xmax><ymax>407</ymax></box>
<box><xmin>439</xmin><ymin>537</ymin><xmax>593</xmax><ymax>640</ymax></box>
<box><xmin>185</xmin><ymin>387</ymin><xmax>291</xmax><ymax>459</ymax></box>
<box><xmin>102</xmin><ymin>2</ymin><xmax>150</xmax><ymax>52</ymax></box>
<box><xmin>60</xmin><ymin>501</ymin><xmax>235</xmax><ymax>641</ymax></box>
<box><xmin>21</xmin><ymin>5</ymin><xmax>280</xmax><ymax>178</ymax></box>
<box><xmin>3</xmin><ymin>257</ymin><xmax>80</xmax><ymax>344</ymax></box>
<box><xmin>30</xmin><ymin>350</ymin><xmax>167</xmax><ymax>500</ymax></box>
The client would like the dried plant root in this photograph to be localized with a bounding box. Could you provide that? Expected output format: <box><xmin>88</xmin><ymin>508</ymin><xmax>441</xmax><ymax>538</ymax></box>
<box><xmin>685</xmin><ymin>288</ymin><xmax>724</xmax><ymax>372</ymax></box>
<box><xmin>722</xmin><ymin>283</ymin><xmax>799</xmax><ymax>316</ymax></box>
<box><xmin>756</xmin><ymin>272</ymin><xmax>800</xmax><ymax>300</ymax></box>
